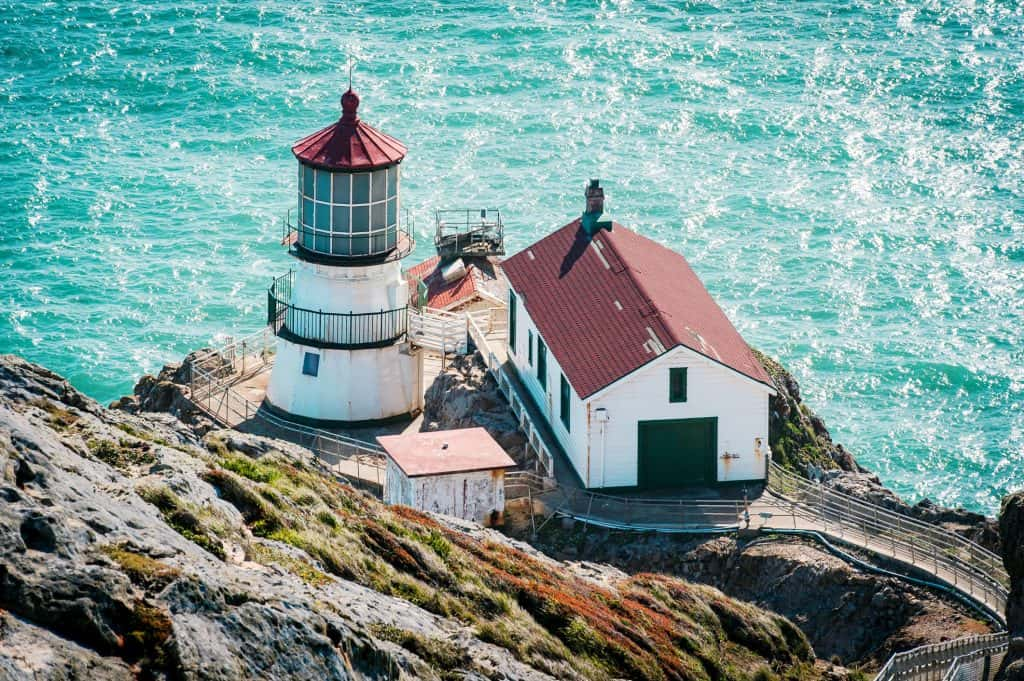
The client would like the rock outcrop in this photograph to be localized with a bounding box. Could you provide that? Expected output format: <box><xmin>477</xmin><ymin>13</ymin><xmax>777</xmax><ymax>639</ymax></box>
<box><xmin>0</xmin><ymin>354</ymin><xmax>821</xmax><ymax>681</ymax></box>
<box><xmin>110</xmin><ymin>348</ymin><xmax>227</xmax><ymax>435</ymax></box>
<box><xmin>422</xmin><ymin>354</ymin><xmax>529</xmax><ymax>463</ymax></box>
<box><xmin>997</xmin><ymin>491</ymin><xmax>1024</xmax><ymax>681</ymax></box>
<box><xmin>515</xmin><ymin>523</ymin><xmax>993</xmax><ymax>670</ymax></box>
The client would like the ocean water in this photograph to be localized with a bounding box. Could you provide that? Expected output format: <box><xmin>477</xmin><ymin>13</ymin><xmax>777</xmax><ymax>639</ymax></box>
<box><xmin>1</xmin><ymin>1</ymin><xmax>1021</xmax><ymax>514</ymax></box>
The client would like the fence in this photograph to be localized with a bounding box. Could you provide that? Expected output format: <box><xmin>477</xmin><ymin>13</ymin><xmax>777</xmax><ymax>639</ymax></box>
<box><xmin>187</xmin><ymin>328</ymin><xmax>276</xmax><ymax>418</ymax></box>
<box><xmin>268</xmin><ymin>270</ymin><xmax>408</xmax><ymax>350</ymax></box>
<box><xmin>767</xmin><ymin>462</ymin><xmax>1008</xmax><ymax>619</ymax></box>
<box><xmin>408</xmin><ymin>308</ymin><xmax>468</xmax><ymax>353</ymax></box>
<box><xmin>873</xmin><ymin>634</ymin><xmax>1009</xmax><ymax>681</ymax></box>
<box><xmin>549</xmin><ymin>486</ymin><xmax>746</xmax><ymax>531</ymax></box>
<box><xmin>254</xmin><ymin>408</ymin><xmax>386</xmax><ymax>490</ymax></box>
<box><xmin>467</xmin><ymin>313</ymin><xmax>555</xmax><ymax>477</ymax></box>
<box><xmin>185</xmin><ymin>331</ymin><xmax>386</xmax><ymax>490</ymax></box>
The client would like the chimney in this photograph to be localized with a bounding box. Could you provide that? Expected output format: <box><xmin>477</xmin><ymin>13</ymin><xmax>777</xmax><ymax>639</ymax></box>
<box><xmin>582</xmin><ymin>179</ymin><xmax>612</xmax><ymax>236</ymax></box>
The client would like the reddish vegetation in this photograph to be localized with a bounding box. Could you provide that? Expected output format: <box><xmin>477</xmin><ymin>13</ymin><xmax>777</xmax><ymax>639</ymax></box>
<box><xmin>208</xmin><ymin>450</ymin><xmax>817</xmax><ymax>681</ymax></box>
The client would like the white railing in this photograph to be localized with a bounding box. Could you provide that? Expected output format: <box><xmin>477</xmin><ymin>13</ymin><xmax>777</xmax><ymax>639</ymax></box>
<box><xmin>254</xmin><ymin>407</ymin><xmax>386</xmax><ymax>488</ymax></box>
<box><xmin>466</xmin><ymin>307</ymin><xmax>507</xmax><ymax>337</ymax></box>
<box><xmin>873</xmin><ymin>633</ymin><xmax>1008</xmax><ymax>681</ymax></box>
<box><xmin>408</xmin><ymin>308</ymin><xmax>467</xmax><ymax>353</ymax></box>
<box><xmin>767</xmin><ymin>462</ymin><xmax>1008</xmax><ymax>619</ymax></box>
<box><xmin>467</xmin><ymin>313</ymin><xmax>554</xmax><ymax>477</ymax></box>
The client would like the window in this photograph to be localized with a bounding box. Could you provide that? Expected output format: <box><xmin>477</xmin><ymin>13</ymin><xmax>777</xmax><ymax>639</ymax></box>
<box><xmin>296</xmin><ymin>162</ymin><xmax>400</xmax><ymax>257</ymax></box>
<box><xmin>669</xmin><ymin>367</ymin><xmax>687</xmax><ymax>403</ymax></box>
<box><xmin>508</xmin><ymin>290</ymin><xmax>517</xmax><ymax>353</ymax></box>
<box><xmin>537</xmin><ymin>337</ymin><xmax>547</xmax><ymax>390</ymax></box>
<box><xmin>302</xmin><ymin>352</ymin><xmax>320</xmax><ymax>377</ymax></box>
<box><xmin>559</xmin><ymin>374</ymin><xmax>570</xmax><ymax>431</ymax></box>
<box><xmin>527</xmin><ymin>330</ymin><xmax>533</xmax><ymax>365</ymax></box>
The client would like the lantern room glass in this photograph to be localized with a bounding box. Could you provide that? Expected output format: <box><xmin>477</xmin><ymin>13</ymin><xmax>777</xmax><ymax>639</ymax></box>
<box><xmin>297</xmin><ymin>163</ymin><xmax>400</xmax><ymax>257</ymax></box>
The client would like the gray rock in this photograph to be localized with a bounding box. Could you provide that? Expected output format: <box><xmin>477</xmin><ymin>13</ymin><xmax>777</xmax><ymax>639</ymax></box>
<box><xmin>422</xmin><ymin>354</ymin><xmax>528</xmax><ymax>464</ymax></box>
<box><xmin>997</xmin><ymin>492</ymin><xmax>1024</xmax><ymax>681</ymax></box>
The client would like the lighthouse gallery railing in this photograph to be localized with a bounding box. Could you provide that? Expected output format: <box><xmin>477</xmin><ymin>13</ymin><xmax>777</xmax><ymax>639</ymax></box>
<box><xmin>267</xmin><ymin>271</ymin><xmax>408</xmax><ymax>350</ymax></box>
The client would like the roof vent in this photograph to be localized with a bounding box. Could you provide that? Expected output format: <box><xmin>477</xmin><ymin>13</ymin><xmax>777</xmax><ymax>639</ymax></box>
<box><xmin>582</xmin><ymin>179</ymin><xmax>613</xmax><ymax>236</ymax></box>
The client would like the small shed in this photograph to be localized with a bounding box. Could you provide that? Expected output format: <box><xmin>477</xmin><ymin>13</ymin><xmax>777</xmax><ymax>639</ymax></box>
<box><xmin>378</xmin><ymin>428</ymin><xmax>516</xmax><ymax>526</ymax></box>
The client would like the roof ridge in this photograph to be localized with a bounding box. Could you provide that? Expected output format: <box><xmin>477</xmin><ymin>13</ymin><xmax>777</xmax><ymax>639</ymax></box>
<box><xmin>597</xmin><ymin>227</ymin><xmax>680</xmax><ymax>349</ymax></box>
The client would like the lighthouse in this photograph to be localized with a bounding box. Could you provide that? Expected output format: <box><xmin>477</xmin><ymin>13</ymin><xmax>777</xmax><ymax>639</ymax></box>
<box><xmin>264</xmin><ymin>88</ymin><xmax>422</xmax><ymax>426</ymax></box>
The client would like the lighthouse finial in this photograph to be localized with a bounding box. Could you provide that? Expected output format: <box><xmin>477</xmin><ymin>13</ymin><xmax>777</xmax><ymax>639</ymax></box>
<box><xmin>340</xmin><ymin>58</ymin><xmax>360</xmax><ymax>124</ymax></box>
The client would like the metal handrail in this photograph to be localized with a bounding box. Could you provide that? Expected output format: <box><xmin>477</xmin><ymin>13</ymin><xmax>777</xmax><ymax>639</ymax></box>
<box><xmin>467</xmin><ymin>313</ymin><xmax>555</xmax><ymax>477</ymax></box>
<box><xmin>873</xmin><ymin>633</ymin><xmax>1008</xmax><ymax>681</ymax></box>
<box><xmin>767</xmin><ymin>462</ymin><xmax>1008</xmax><ymax>619</ymax></box>
<box><xmin>434</xmin><ymin>208</ymin><xmax>504</xmax><ymax>258</ymax></box>
<box><xmin>268</xmin><ymin>270</ymin><xmax>409</xmax><ymax>350</ymax></box>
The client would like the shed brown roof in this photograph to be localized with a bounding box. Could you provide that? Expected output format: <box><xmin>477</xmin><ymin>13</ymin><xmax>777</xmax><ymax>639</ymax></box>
<box><xmin>377</xmin><ymin>428</ymin><xmax>516</xmax><ymax>478</ymax></box>
<box><xmin>501</xmin><ymin>219</ymin><xmax>771</xmax><ymax>398</ymax></box>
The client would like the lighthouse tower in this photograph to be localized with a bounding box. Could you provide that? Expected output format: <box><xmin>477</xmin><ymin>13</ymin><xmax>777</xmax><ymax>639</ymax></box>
<box><xmin>264</xmin><ymin>88</ymin><xmax>421</xmax><ymax>426</ymax></box>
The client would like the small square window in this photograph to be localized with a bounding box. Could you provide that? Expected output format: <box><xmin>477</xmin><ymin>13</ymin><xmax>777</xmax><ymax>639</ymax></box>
<box><xmin>302</xmin><ymin>352</ymin><xmax>320</xmax><ymax>377</ymax></box>
<box><xmin>669</xmin><ymin>367</ymin><xmax>687</xmax><ymax>403</ymax></box>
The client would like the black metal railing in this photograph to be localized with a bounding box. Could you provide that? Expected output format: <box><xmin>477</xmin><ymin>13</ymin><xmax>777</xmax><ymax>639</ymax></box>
<box><xmin>435</xmin><ymin>208</ymin><xmax>505</xmax><ymax>258</ymax></box>
<box><xmin>267</xmin><ymin>271</ymin><xmax>408</xmax><ymax>350</ymax></box>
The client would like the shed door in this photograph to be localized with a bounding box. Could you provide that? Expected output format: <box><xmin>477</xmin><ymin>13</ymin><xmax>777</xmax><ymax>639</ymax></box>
<box><xmin>637</xmin><ymin>418</ymin><xmax>717</xmax><ymax>489</ymax></box>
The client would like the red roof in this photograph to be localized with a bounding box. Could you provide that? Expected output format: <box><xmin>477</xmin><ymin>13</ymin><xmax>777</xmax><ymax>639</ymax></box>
<box><xmin>377</xmin><ymin>428</ymin><xmax>516</xmax><ymax>478</ymax></box>
<box><xmin>502</xmin><ymin>219</ymin><xmax>771</xmax><ymax>398</ymax></box>
<box><xmin>405</xmin><ymin>255</ymin><xmax>478</xmax><ymax>310</ymax></box>
<box><xmin>292</xmin><ymin>89</ymin><xmax>407</xmax><ymax>171</ymax></box>
<box><xmin>405</xmin><ymin>256</ymin><xmax>508</xmax><ymax>310</ymax></box>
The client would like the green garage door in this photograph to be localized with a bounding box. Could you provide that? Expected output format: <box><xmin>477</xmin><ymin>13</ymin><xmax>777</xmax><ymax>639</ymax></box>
<box><xmin>637</xmin><ymin>418</ymin><xmax>717</xmax><ymax>490</ymax></box>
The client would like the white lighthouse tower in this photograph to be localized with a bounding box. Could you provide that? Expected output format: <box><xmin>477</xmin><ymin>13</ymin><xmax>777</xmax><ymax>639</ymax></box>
<box><xmin>264</xmin><ymin>87</ymin><xmax>422</xmax><ymax>426</ymax></box>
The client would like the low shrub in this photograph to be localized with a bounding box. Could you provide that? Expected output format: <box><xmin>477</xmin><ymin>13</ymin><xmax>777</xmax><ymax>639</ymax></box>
<box><xmin>100</xmin><ymin>544</ymin><xmax>181</xmax><ymax>592</ymax></box>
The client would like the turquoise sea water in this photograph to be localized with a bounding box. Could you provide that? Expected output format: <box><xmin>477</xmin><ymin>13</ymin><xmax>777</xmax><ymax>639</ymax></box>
<box><xmin>1</xmin><ymin>1</ymin><xmax>1021</xmax><ymax>514</ymax></box>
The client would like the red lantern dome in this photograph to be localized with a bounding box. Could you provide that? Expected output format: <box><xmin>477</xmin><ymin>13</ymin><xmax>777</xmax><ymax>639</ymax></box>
<box><xmin>292</xmin><ymin>89</ymin><xmax>407</xmax><ymax>171</ymax></box>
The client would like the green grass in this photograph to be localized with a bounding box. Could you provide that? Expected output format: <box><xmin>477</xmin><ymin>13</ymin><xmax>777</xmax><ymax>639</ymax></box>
<box><xmin>100</xmin><ymin>543</ymin><xmax>181</xmax><ymax>592</ymax></box>
<box><xmin>193</xmin><ymin>448</ymin><xmax>820</xmax><ymax>681</ymax></box>
<box><xmin>30</xmin><ymin>398</ymin><xmax>79</xmax><ymax>431</ymax></box>
<box><xmin>220</xmin><ymin>454</ymin><xmax>281</xmax><ymax>484</ymax></box>
<box><xmin>137</xmin><ymin>486</ymin><xmax>226</xmax><ymax>560</ymax></box>
<box><xmin>88</xmin><ymin>438</ymin><xmax>156</xmax><ymax>470</ymax></box>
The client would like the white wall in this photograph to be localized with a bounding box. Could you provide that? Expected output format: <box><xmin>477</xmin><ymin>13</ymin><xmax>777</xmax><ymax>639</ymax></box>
<box><xmin>585</xmin><ymin>345</ymin><xmax>772</xmax><ymax>487</ymax></box>
<box><xmin>292</xmin><ymin>259</ymin><xmax>407</xmax><ymax>314</ymax></box>
<box><xmin>267</xmin><ymin>258</ymin><xmax>419</xmax><ymax>423</ymax></box>
<box><xmin>506</xmin><ymin>289</ymin><xmax>590</xmax><ymax>483</ymax></box>
<box><xmin>266</xmin><ymin>341</ymin><xmax>422</xmax><ymax>423</ymax></box>
<box><xmin>384</xmin><ymin>461</ymin><xmax>506</xmax><ymax>526</ymax></box>
<box><xmin>507</xmin><ymin>284</ymin><xmax>772</xmax><ymax>488</ymax></box>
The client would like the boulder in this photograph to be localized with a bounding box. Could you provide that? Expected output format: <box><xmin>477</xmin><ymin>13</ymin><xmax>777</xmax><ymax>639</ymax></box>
<box><xmin>422</xmin><ymin>354</ymin><xmax>528</xmax><ymax>464</ymax></box>
<box><xmin>997</xmin><ymin>492</ymin><xmax>1024</xmax><ymax>681</ymax></box>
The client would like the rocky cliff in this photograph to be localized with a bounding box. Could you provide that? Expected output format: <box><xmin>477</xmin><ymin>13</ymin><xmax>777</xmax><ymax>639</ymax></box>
<box><xmin>0</xmin><ymin>355</ymin><xmax>820</xmax><ymax>681</ymax></box>
<box><xmin>512</xmin><ymin>523</ymin><xmax>992</xmax><ymax>670</ymax></box>
<box><xmin>997</xmin><ymin>491</ymin><xmax>1024</xmax><ymax>681</ymax></box>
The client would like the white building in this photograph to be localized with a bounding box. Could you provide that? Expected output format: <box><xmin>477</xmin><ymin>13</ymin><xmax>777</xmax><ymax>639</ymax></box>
<box><xmin>501</xmin><ymin>180</ymin><xmax>776</xmax><ymax>491</ymax></box>
<box><xmin>264</xmin><ymin>88</ymin><xmax>423</xmax><ymax>426</ymax></box>
<box><xmin>379</xmin><ymin>428</ymin><xmax>515</xmax><ymax>526</ymax></box>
